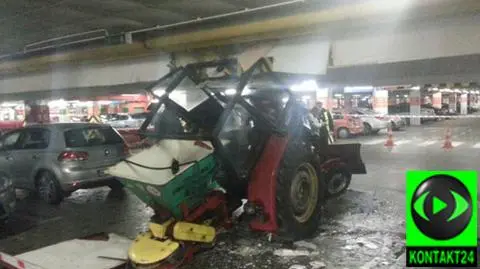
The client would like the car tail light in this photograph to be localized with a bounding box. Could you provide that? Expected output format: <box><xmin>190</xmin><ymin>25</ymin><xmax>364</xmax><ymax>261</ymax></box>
<box><xmin>58</xmin><ymin>151</ymin><xmax>89</xmax><ymax>161</ymax></box>
<box><xmin>375</xmin><ymin>116</ymin><xmax>385</xmax><ymax>120</ymax></box>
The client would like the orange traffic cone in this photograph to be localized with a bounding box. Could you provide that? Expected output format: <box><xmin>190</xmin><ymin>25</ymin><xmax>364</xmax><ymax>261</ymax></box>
<box><xmin>442</xmin><ymin>128</ymin><xmax>453</xmax><ymax>151</ymax></box>
<box><xmin>384</xmin><ymin>127</ymin><xmax>395</xmax><ymax>151</ymax></box>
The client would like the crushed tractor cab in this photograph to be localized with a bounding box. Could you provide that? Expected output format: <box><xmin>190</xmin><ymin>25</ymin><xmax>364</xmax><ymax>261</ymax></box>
<box><xmin>106</xmin><ymin>58</ymin><xmax>366</xmax><ymax>269</ymax></box>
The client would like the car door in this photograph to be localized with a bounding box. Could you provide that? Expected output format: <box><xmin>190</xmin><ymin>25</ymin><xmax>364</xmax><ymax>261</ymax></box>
<box><xmin>0</xmin><ymin>130</ymin><xmax>25</xmax><ymax>187</ymax></box>
<box><xmin>12</xmin><ymin>128</ymin><xmax>51</xmax><ymax>188</ymax></box>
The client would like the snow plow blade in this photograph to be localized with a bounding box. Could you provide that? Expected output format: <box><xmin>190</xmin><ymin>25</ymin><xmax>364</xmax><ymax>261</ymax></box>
<box><xmin>325</xmin><ymin>143</ymin><xmax>366</xmax><ymax>174</ymax></box>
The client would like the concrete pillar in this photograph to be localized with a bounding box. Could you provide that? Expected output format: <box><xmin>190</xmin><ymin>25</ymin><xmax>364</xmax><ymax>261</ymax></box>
<box><xmin>92</xmin><ymin>102</ymin><xmax>100</xmax><ymax>116</ymax></box>
<box><xmin>460</xmin><ymin>93</ymin><xmax>468</xmax><ymax>114</ymax></box>
<box><xmin>449</xmin><ymin>94</ymin><xmax>457</xmax><ymax>112</ymax></box>
<box><xmin>410</xmin><ymin>90</ymin><xmax>421</xmax><ymax>125</ymax></box>
<box><xmin>124</xmin><ymin>32</ymin><xmax>133</xmax><ymax>44</ymax></box>
<box><xmin>316</xmin><ymin>88</ymin><xmax>333</xmax><ymax>110</ymax></box>
<box><xmin>24</xmin><ymin>100</ymin><xmax>50</xmax><ymax>124</ymax></box>
<box><xmin>432</xmin><ymin>92</ymin><xmax>442</xmax><ymax>109</ymax></box>
<box><xmin>343</xmin><ymin>93</ymin><xmax>353</xmax><ymax>110</ymax></box>
<box><xmin>372</xmin><ymin>88</ymin><xmax>388</xmax><ymax>114</ymax></box>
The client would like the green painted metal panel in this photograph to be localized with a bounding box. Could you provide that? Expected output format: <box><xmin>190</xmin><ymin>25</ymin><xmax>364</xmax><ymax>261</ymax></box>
<box><xmin>118</xmin><ymin>154</ymin><xmax>219</xmax><ymax>219</ymax></box>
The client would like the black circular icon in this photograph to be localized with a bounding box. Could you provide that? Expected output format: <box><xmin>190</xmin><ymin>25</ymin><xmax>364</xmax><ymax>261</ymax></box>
<box><xmin>411</xmin><ymin>174</ymin><xmax>472</xmax><ymax>240</ymax></box>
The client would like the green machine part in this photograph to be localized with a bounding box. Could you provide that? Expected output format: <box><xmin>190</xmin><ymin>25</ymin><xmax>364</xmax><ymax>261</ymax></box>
<box><xmin>119</xmin><ymin>154</ymin><xmax>220</xmax><ymax>219</ymax></box>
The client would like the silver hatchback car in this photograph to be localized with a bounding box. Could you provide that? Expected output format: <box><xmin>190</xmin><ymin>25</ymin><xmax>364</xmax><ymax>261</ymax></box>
<box><xmin>0</xmin><ymin>123</ymin><xmax>128</xmax><ymax>204</ymax></box>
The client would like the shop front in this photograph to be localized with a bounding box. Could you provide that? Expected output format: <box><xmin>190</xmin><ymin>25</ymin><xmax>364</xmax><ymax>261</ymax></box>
<box><xmin>47</xmin><ymin>94</ymin><xmax>150</xmax><ymax>123</ymax></box>
<box><xmin>0</xmin><ymin>102</ymin><xmax>24</xmax><ymax>121</ymax></box>
<box><xmin>387</xmin><ymin>90</ymin><xmax>410</xmax><ymax>114</ymax></box>
<box><xmin>341</xmin><ymin>86</ymin><xmax>374</xmax><ymax>111</ymax></box>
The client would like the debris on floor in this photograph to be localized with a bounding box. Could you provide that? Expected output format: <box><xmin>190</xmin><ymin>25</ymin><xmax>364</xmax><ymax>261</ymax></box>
<box><xmin>294</xmin><ymin>241</ymin><xmax>318</xmax><ymax>250</ymax></box>
<box><xmin>274</xmin><ymin>249</ymin><xmax>312</xmax><ymax>257</ymax></box>
<box><xmin>288</xmin><ymin>265</ymin><xmax>307</xmax><ymax>269</ymax></box>
<box><xmin>2</xmin><ymin>189</ymin><xmax>406</xmax><ymax>269</ymax></box>
<box><xmin>309</xmin><ymin>260</ymin><xmax>327</xmax><ymax>269</ymax></box>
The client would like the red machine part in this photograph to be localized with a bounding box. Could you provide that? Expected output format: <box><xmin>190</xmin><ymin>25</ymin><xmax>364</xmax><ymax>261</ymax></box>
<box><xmin>247</xmin><ymin>134</ymin><xmax>289</xmax><ymax>233</ymax></box>
<box><xmin>181</xmin><ymin>191</ymin><xmax>231</xmax><ymax>228</ymax></box>
<box><xmin>319</xmin><ymin>157</ymin><xmax>345</xmax><ymax>174</ymax></box>
<box><xmin>158</xmin><ymin>191</ymin><xmax>232</xmax><ymax>269</ymax></box>
<box><xmin>193</xmin><ymin>140</ymin><xmax>213</xmax><ymax>150</ymax></box>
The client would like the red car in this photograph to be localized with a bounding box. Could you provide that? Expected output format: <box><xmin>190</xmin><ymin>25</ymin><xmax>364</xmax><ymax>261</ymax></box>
<box><xmin>331</xmin><ymin>111</ymin><xmax>364</xmax><ymax>139</ymax></box>
<box><xmin>0</xmin><ymin>121</ymin><xmax>23</xmax><ymax>134</ymax></box>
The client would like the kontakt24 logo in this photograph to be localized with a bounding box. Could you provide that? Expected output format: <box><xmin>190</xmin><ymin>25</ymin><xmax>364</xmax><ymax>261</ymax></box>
<box><xmin>406</xmin><ymin>170</ymin><xmax>477</xmax><ymax>267</ymax></box>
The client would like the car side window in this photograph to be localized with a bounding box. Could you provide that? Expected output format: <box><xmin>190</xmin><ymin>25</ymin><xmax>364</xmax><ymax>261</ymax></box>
<box><xmin>1</xmin><ymin>131</ymin><xmax>22</xmax><ymax>150</ymax></box>
<box><xmin>333</xmin><ymin>113</ymin><xmax>343</xmax><ymax>120</ymax></box>
<box><xmin>20</xmin><ymin>129</ymin><xmax>50</xmax><ymax>150</ymax></box>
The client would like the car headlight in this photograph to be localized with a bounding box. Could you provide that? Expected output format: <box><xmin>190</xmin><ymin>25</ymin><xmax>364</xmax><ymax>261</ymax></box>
<box><xmin>0</xmin><ymin>176</ymin><xmax>12</xmax><ymax>192</ymax></box>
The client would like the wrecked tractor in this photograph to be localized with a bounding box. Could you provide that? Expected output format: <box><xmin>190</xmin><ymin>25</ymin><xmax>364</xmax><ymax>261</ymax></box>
<box><xmin>106</xmin><ymin>58</ymin><xmax>367</xmax><ymax>269</ymax></box>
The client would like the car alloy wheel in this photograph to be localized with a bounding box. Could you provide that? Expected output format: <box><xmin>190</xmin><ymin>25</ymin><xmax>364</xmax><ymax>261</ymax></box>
<box><xmin>39</xmin><ymin>175</ymin><xmax>56</xmax><ymax>202</ymax></box>
<box><xmin>36</xmin><ymin>171</ymin><xmax>63</xmax><ymax>204</ymax></box>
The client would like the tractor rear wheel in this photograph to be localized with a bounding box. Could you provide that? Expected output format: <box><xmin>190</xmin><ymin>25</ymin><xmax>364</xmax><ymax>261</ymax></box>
<box><xmin>276</xmin><ymin>154</ymin><xmax>325</xmax><ymax>240</ymax></box>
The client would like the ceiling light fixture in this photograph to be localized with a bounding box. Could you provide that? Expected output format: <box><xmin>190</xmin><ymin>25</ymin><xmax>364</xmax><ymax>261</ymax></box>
<box><xmin>224</xmin><ymin>88</ymin><xmax>237</xmax><ymax>95</ymax></box>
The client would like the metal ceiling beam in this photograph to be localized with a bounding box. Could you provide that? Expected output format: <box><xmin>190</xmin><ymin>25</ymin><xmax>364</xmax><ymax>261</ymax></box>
<box><xmin>0</xmin><ymin>0</ymin><xmax>479</xmax><ymax>76</ymax></box>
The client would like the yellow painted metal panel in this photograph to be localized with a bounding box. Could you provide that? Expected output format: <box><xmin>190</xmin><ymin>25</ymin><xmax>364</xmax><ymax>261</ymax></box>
<box><xmin>128</xmin><ymin>232</ymin><xmax>179</xmax><ymax>265</ymax></box>
<box><xmin>172</xmin><ymin>221</ymin><xmax>216</xmax><ymax>243</ymax></box>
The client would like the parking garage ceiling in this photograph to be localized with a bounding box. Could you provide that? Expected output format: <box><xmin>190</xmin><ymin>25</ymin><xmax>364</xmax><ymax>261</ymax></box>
<box><xmin>1</xmin><ymin>0</ymin><xmax>480</xmax><ymax>61</ymax></box>
<box><xmin>0</xmin><ymin>0</ymin><xmax>358</xmax><ymax>56</ymax></box>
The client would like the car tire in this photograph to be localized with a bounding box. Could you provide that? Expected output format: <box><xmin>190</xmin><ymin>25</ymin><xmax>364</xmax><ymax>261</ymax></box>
<box><xmin>276</xmin><ymin>153</ymin><xmax>325</xmax><ymax>240</ymax></box>
<box><xmin>337</xmin><ymin>128</ymin><xmax>350</xmax><ymax>139</ymax></box>
<box><xmin>363</xmin><ymin>123</ymin><xmax>372</xmax><ymax>135</ymax></box>
<box><xmin>390</xmin><ymin>121</ymin><xmax>398</xmax><ymax>131</ymax></box>
<box><xmin>36</xmin><ymin>171</ymin><xmax>63</xmax><ymax>205</ymax></box>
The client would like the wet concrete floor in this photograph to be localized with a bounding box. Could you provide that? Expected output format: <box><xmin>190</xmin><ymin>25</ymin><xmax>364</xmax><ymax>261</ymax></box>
<box><xmin>1</xmin><ymin>118</ymin><xmax>479</xmax><ymax>268</ymax></box>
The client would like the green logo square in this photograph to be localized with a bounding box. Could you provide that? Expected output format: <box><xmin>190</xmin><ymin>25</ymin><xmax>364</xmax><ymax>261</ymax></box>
<box><xmin>406</xmin><ymin>171</ymin><xmax>477</xmax><ymax>267</ymax></box>
<box><xmin>406</xmin><ymin>170</ymin><xmax>477</xmax><ymax>247</ymax></box>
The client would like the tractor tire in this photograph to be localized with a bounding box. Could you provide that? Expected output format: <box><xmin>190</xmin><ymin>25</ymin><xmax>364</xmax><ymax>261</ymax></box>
<box><xmin>323</xmin><ymin>166</ymin><xmax>352</xmax><ymax>199</ymax></box>
<box><xmin>276</xmin><ymin>153</ymin><xmax>325</xmax><ymax>240</ymax></box>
